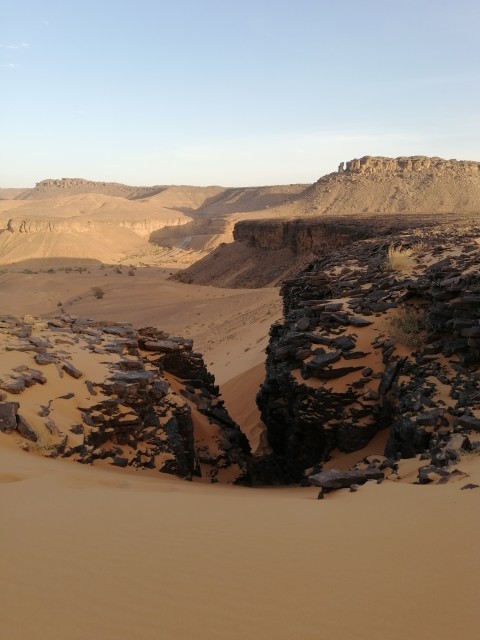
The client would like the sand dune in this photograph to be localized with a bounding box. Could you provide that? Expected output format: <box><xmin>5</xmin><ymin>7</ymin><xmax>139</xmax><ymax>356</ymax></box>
<box><xmin>1</xmin><ymin>437</ymin><xmax>479</xmax><ymax>640</ymax></box>
<box><xmin>221</xmin><ymin>362</ymin><xmax>271</xmax><ymax>456</ymax></box>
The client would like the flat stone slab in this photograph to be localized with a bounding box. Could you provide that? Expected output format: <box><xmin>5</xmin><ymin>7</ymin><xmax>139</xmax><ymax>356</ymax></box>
<box><xmin>307</xmin><ymin>350</ymin><xmax>342</xmax><ymax>369</ymax></box>
<box><xmin>34</xmin><ymin>353</ymin><xmax>58</xmax><ymax>365</ymax></box>
<box><xmin>457</xmin><ymin>414</ymin><xmax>480</xmax><ymax>431</ymax></box>
<box><xmin>309</xmin><ymin>468</ymin><xmax>384</xmax><ymax>490</ymax></box>
<box><xmin>112</xmin><ymin>370</ymin><xmax>155</xmax><ymax>385</ymax></box>
<box><xmin>348</xmin><ymin>316</ymin><xmax>373</xmax><ymax>327</ymax></box>
<box><xmin>62</xmin><ymin>362</ymin><xmax>83</xmax><ymax>379</ymax></box>
<box><xmin>143</xmin><ymin>340</ymin><xmax>181</xmax><ymax>353</ymax></box>
<box><xmin>1</xmin><ymin>378</ymin><xmax>26</xmax><ymax>394</ymax></box>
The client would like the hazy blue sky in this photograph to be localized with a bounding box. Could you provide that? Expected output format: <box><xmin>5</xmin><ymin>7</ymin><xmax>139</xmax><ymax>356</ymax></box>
<box><xmin>1</xmin><ymin>0</ymin><xmax>479</xmax><ymax>187</ymax></box>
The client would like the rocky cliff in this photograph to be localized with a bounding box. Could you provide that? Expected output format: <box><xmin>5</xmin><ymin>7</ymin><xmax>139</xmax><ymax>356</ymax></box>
<box><xmin>17</xmin><ymin>178</ymin><xmax>167</xmax><ymax>201</ymax></box>
<box><xmin>303</xmin><ymin>155</ymin><xmax>480</xmax><ymax>215</ymax></box>
<box><xmin>0</xmin><ymin>315</ymin><xmax>250</xmax><ymax>482</ymax></box>
<box><xmin>257</xmin><ymin>220</ymin><xmax>480</xmax><ymax>484</ymax></box>
<box><xmin>339</xmin><ymin>155</ymin><xmax>480</xmax><ymax>176</ymax></box>
<box><xmin>178</xmin><ymin>215</ymin><xmax>441</xmax><ymax>288</ymax></box>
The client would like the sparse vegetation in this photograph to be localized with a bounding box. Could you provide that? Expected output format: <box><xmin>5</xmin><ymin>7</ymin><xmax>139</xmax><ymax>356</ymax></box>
<box><xmin>386</xmin><ymin>244</ymin><xmax>415</xmax><ymax>272</ymax></box>
<box><xmin>388</xmin><ymin>306</ymin><xmax>429</xmax><ymax>349</ymax></box>
<box><xmin>92</xmin><ymin>286</ymin><xmax>105</xmax><ymax>299</ymax></box>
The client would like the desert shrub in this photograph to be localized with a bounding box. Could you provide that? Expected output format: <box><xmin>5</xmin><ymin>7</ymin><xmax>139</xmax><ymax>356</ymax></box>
<box><xmin>47</xmin><ymin>268</ymin><xmax>56</xmax><ymax>273</ymax></box>
<box><xmin>128</xmin><ymin>269</ymin><xmax>135</xmax><ymax>276</ymax></box>
<box><xmin>388</xmin><ymin>306</ymin><xmax>428</xmax><ymax>349</ymax></box>
<box><xmin>386</xmin><ymin>244</ymin><xmax>415</xmax><ymax>272</ymax></box>
<box><xmin>92</xmin><ymin>286</ymin><xmax>105</xmax><ymax>299</ymax></box>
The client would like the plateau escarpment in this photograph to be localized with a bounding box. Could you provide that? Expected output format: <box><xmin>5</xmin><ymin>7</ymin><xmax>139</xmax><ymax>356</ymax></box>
<box><xmin>17</xmin><ymin>178</ymin><xmax>167</xmax><ymax>200</ymax></box>
<box><xmin>178</xmin><ymin>215</ymin><xmax>440</xmax><ymax>287</ymax></box>
<box><xmin>178</xmin><ymin>155</ymin><xmax>480</xmax><ymax>287</ymax></box>
<box><xmin>257</xmin><ymin>222</ymin><xmax>480</xmax><ymax>485</ymax></box>
<box><xmin>0</xmin><ymin>316</ymin><xmax>250</xmax><ymax>482</ymax></box>
<box><xmin>303</xmin><ymin>155</ymin><xmax>480</xmax><ymax>215</ymax></box>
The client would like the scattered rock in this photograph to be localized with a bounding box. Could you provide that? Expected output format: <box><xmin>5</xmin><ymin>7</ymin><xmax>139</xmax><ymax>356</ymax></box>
<box><xmin>62</xmin><ymin>362</ymin><xmax>83</xmax><ymax>379</ymax></box>
<box><xmin>16</xmin><ymin>415</ymin><xmax>37</xmax><ymax>442</ymax></box>
<box><xmin>309</xmin><ymin>468</ymin><xmax>384</xmax><ymax>491</ymax></box>
<box><xmin>0</xmin><ymin>402</ymin><xmax>19</xmax><ymax>433</ymax></box>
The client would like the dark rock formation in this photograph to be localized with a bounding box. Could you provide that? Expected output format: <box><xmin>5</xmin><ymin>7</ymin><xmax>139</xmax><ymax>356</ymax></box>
<box><xmin>309</xmin><ymin>468</ymin><xmax>384</xmax><ymax>496</ymax></box>
<box><xmin>257</xmin><ymin>221</ymin><xmax>480</xmax><ymax>483</ymax></box>
<box><xmin>0</xmin><ymin>315</ymin><xmax>250</xmax><ymax>483</ymax></box>
<box><xmin>178</xmin><ymin>215</ymin><xmax>440</xmax><ymax>288</ymax></box>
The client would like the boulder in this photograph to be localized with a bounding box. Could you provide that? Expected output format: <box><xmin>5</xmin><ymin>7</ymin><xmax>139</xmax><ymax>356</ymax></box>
<box><xmin>0</xmin><ymin>402</ymin><xmax>20</xmax><ymax>433</ymax></box>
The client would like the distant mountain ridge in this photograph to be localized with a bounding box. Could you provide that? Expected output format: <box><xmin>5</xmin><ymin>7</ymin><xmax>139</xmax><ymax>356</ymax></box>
<box><xmin>2</xmin><ymin>155</ymin><xmax>480</xmax><ymax>267</ymax></box>
<box><xmin>301</xmin><ymin>155</ymin><xmax>480</xmax><ymax>215</ymax></box>
<box><xmin>16</xmin><ymin>178</ymin><xmax>167</xmax><ymax>201</ymax></box>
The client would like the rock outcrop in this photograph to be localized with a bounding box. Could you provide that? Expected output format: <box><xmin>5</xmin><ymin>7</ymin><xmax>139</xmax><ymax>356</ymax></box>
<box><xmin>17</xmin><ymin>178</ymin><xmax>166</xmax><ymax>201</ymax></box>
<box><xmin>178</xmin><ymin>215</ymin><xmax>440</xmax><ymax>288</ymax></box>
<box><xmin>257</xmin><ymin>221</ymin><xmax>480</xmax><ymax>483</ymax></box>
<box><xmin>0</xmin><ymin>315</ymin><xmax>250</xmax><ymax>482</ymax></box>
<box><xmin>304</xmin><ymin>155</ymin><xmax>480</xmax><ymax>215</ymax></box>
<box><xmin>4</xmin><ymin>216</ymin><xmax>189</xmax><ymax>238</ymax></box>
<box><xmin>340</xmin><ymin>156</ymin><xmax>480</xmax><ymax>176</ymax></box>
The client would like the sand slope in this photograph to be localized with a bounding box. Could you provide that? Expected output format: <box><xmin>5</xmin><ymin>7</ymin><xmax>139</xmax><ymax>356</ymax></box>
<box><xmin>1</xmin><ymin>439</ymin><xmax>479</xmax><ymax>640</ymax></box>
<box><xmin>0</xmin><ymin>266</ymin><xmax>281</xmax><ymax>386</ymax></box>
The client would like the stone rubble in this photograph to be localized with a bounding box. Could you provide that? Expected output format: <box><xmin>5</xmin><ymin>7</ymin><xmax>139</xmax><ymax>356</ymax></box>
<box><xmin>0</xmin><ymin>314</ymin><xmax>250</xmax><ymax>483</ymax></box>
<box><xmin>257</xmin><ymin>222</ymin><xmax>480</xmax><ymax>488</ymax></box>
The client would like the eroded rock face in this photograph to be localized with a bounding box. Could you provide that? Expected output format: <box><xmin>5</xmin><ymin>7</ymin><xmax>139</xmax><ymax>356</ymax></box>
<box><xmin>257</xmin><ymin>222</ymin><xmax>480</xmax><ymax>483</ymax></box>
<box><xmin>0</xmin><ymin>315</ymin><xmax>250</xmax><ymax>483</ymax></box>
<box><xmin>343</xmin><ymin>156</ymin><xmax>480</xmax><ymax>175</ymax></box>
<box><xmin>19</xmin><ymin>178</ymin><xmax>165</xmax><ymax>200</ymax></box>
<box><xmin>233</xmin><ymin>216</ymin><xmax>437</xmax><ymax>253</ymax></box>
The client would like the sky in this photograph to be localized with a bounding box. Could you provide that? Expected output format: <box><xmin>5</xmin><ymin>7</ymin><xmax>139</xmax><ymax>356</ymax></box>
<box><xmin>1</xmin><ymin>0</ymin><xmax>479</xmax><ymax>187</ymax></box>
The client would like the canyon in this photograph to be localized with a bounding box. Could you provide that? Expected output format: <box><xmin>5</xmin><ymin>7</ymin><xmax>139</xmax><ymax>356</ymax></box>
<box><xmin>2</xmin><ymin>156</ymin><xmax>480</xmax><ymax>640</ymax></box>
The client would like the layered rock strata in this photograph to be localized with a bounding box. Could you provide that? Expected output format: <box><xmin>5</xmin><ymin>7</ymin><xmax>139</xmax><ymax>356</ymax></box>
<box><xmin>339</xmin><ymin>155</ymin><xmax>480</xmax><ymax>175</ymax></box>
<box><xmin>304</xmin><ymin>156</ymin><xmax>480</xmax><ymax>215</ymax></box>
<box><xmin>257</xmin><ymin>223</ymin><xmax>480</xmax><ymax>483</ymax></box>
<box><xmin>179</xmin><ymin>215</ymin><xmax>440</xmax><ymax>288</ymax></box>
<box><xmin>0</xmin><ymin>315</ymin><xmax>249</xmax><ymax>482</ymax></box>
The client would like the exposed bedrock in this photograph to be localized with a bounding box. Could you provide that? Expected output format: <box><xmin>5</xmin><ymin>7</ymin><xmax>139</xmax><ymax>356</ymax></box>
<box><xmin>257</xmin><ymin>222</ymin><xmax>480</xmax><ymax>483</ymax></box>
<box><xmin>17</xmin><ymin>178</ymin><xmax>166</xmax><ymax>200</ymax></box>
<box><xmin>4</xmin><ymin>216</ymin><xmax>189</xmax><ymax>238</ymax></box>
<box><xmin>339</xmin><ymin>155</ymin><xmax>480</xmax><ymax>175</ymax></box>
<box><xmin>233</xmin><ymin>215</ymin><xmax>438</xmax><ymax>251</ymax></box>
<box><xmin>0</xmin><ymin>316</ymin><xmax>250</xmax><ymax>483</ymax></box>
<box><xmin>179</xmin><ymin>215</ymin><xmax>441</xmax><ymax>288</ymax></box>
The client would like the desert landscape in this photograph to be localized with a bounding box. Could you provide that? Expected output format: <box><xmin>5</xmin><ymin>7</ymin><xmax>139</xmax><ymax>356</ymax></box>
<box><xmin>1</xmin><ymin>155</ymin><xmax>480</xmax><ymax>639</ymax></box>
